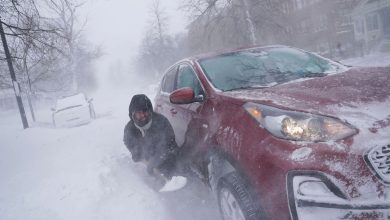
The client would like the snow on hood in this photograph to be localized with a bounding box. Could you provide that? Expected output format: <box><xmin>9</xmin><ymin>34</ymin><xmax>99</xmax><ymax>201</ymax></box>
<box><xmin>224</xmin><ymin>67</ymin><xmax>390</xmax><ymax>151</ymax></box>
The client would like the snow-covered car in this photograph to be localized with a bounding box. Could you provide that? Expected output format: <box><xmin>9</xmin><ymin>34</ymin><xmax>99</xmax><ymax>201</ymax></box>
<box><xmin>51</xmin><ymin>93</ymin><xmax>96</xmax><ymax>127</ymax></box>
<box><xmin>154</xmin><ymin>45</ymin><xmax>390</xmax><ymax>220</ymax></box>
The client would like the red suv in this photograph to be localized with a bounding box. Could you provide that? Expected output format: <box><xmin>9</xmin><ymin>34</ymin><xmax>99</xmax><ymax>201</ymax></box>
<box><xmin>154</xmin><ymin>46</ymin><xmax>390</xmax><ymax>220</ymax></box>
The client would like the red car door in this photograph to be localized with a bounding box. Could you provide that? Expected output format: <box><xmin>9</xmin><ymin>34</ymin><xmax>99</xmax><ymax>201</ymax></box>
<box><xmin>155</xmin><ymin>65</ymin><xmax>178</xmax><ymax>128</ymax></box>
<box><xmin>167</xmin><ymin>63</ymin><xmax>206</xmax><ymax>146</ymax></box>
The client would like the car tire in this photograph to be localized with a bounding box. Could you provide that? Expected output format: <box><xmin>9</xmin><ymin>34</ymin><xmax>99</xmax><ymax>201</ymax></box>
<box><xmin>217</xmin><ymin>172</ymin><xmax>263</xmax><ymax>220</ymax></box>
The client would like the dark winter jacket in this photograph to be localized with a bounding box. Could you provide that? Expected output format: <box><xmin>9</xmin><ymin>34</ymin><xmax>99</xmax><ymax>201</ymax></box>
<box><xmin>123</xmin><ymin>112</ymin><xmax>179</xmax><ymax>177</ymax></box>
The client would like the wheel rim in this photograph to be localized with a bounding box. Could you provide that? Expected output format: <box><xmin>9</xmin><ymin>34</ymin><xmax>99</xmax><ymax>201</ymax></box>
<box><xmin>219</xmin><ymin>187</ymin><xmax>246</xmax><ymax>220</ymax></box>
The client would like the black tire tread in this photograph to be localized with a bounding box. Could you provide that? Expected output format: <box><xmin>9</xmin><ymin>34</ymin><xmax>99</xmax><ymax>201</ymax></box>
<box><xmin>218</xmin><ymin>172</ymin><xmax>263</xmax><ymax>220</ymax></box>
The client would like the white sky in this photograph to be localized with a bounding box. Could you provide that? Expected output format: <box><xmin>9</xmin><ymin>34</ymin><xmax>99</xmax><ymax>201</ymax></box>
<box><xmin>79</xmin><ymin>0</ymin><xmax>186</xmax><ymax>85</ymax></box>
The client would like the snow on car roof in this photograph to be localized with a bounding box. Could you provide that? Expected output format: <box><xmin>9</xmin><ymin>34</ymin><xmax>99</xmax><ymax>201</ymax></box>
<box><xmin>56</xmin><ymin>93</ymin><xmax>87</xmax><ymax>110</ymax></box>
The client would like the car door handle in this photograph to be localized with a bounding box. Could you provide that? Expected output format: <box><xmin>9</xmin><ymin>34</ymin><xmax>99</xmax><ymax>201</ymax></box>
<box><xmin>170</xmin><ymin>109</ymin><xmax>177</xmax><ymax>114</ymax></box>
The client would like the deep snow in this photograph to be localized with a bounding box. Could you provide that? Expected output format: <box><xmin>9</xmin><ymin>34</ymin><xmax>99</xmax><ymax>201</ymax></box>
<box><xmin>0</xmin><ymin>52</ymin><xmax>389</xmax><ymax>220</ymax></box>
<box><xmin>0</xmin><ymin>86</ymin><xmax>220</xmax><ymax>220</ymax></box>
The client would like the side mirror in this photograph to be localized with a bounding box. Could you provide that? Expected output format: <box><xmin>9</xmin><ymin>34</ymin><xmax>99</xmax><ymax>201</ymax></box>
<box><xmin>194</xmin><ymin>94</ymin><xmax>204</xmax><ymax>102</ymax></box>
<box><xmin>170</xmin><ymin>87</ymin><xmax>195</xmax><ymax>104</ymax></box>
<box><xmin>88</xmin><ymin>98</ymin><xmax>93</xmax><ymax>102</ymax></box>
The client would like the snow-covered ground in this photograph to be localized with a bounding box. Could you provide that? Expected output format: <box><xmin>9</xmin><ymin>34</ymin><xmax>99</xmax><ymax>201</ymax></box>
<box><xmin>0</xmin><ymin>84</ymin><xmax>220</xmax><ymax>220</ymax></box>
<box><xmin>0</xmin><ymin>52</ymin><xmax>389</xmax><ymax>220</ymax></box>
<box><xmin>341</xmin><ymin>52</ymin><xmax>390</xmax><ymax>67</ymax></box>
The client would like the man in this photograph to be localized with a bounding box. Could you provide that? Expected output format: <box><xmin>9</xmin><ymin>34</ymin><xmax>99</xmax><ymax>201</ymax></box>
<box><xmin>123</xmin><ymin>94</ymin><xmax>186</xmax><ymax>192</ymax></box>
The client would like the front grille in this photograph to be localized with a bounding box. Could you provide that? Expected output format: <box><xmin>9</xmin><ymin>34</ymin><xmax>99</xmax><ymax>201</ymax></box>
<box><xmin>365</xmin><ymin>144</ymin><xmax>390</xmax><ymax>185</ymax></box>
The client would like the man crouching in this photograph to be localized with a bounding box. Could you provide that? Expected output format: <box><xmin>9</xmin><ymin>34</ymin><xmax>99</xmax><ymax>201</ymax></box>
<box><xmin>123</xmin><ymin>94</ymin><xmax>186</xmax><ymax>192</ymax></box>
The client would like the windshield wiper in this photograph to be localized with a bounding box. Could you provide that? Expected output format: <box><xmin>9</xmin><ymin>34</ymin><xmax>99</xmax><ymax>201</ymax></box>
<box><xmin>224</xmin><ymin>85</ymin><xmax>269</xmax><ymax>91</ymax></box>
<box><xmin>302</xmin><ymin>72</ymin><xmax>327</xmax><ymax>78</ymax></box>
<box><xmin>334</xmin><ymin>60</ymin><xmax>352</xmax><ymax>68</ymax></box>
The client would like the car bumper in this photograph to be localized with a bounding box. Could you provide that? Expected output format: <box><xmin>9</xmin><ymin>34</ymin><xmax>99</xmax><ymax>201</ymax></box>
<box><xmin>287</xmin><ymin>171</ymin><xmax>390</xmax><ymax>220</ymax></box>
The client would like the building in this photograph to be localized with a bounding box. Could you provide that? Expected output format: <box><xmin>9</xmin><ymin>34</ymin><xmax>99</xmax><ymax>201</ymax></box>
<box><xmin>279</xmin><ymin>0</ymin><xmax>362</xmax><ymax>59</ymax></box>
<box><xmin>352</xmin><ymin>0</ymin><xmax>390</xmax><ymax>55</ymax></box>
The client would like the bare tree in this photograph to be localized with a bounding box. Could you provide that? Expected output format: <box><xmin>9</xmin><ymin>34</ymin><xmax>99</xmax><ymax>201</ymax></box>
<box><xmin>181</xmin><ymin>0</ymin><xmax>291</xmax><ymax>53</ymax></box>
<box><xmin>1</xmin><ymin>0</ymin><xmax>99</xmax><ymax>93</ymax></box>
<box><xmin>181</xmin><ymin>0</ymin><xmax>254</xmax><ymax>52</ymax></box>
<box><xmin>0</xmin><ymin>0</ymin><xmax>99</xmax><ymax>121</ymax></box>
<box><xmin>136</xmin><ymin>0</ymin><xmax>181</xmax><ymax>79</ymax></box>
<box><xmin>1</xmin><ymin>0</ymin><xmax>59</xmax><ymax>90</ymax></box>
<box><xmin>42</xmin><ymin>0</ymin><xmax>88</xmax><ymax>92</ymax></box>
<box><xmin>150</xmin><ymin>0</ymin><xmax>167</xmax><ymax>44</ymax></box>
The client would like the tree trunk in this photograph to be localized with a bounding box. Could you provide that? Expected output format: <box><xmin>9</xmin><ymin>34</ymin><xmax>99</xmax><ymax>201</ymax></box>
<box><xmin>241</xmin><ymin>0</ymin><xmax>257</xmax><ymax>45</ymax></box>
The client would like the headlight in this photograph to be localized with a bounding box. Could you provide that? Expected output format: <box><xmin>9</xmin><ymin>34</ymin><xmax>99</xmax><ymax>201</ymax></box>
<box><xmin>243</xmin><ymin>102</ymin><xmax>357</xmax><ymax>142</ymax></box>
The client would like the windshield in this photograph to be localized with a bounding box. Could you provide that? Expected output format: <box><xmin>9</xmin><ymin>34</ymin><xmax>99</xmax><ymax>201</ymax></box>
<box><xmin>199</xmin><ymin>47</ymin><xmax>344</xmax><ymax>91</ymax></box>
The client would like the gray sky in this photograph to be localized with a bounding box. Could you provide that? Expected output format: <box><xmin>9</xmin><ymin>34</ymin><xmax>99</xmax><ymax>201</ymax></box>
<box><xmin>80</xmin><ymin>0</ymin><xmax>186</xmax><ymax>84</ymax></box>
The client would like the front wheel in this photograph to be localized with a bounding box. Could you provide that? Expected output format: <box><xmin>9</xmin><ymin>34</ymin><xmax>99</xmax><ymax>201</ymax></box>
<box><xmin>217</xmin><ymin>172</ymin><xmax>263</xmax><ymax>220</ymax></box>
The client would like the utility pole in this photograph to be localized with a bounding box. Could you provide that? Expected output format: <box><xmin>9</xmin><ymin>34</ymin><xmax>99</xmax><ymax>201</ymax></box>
<box><xmin>0</xmin><ymin>17</ymin><xmax>29</xmax><ymax>129</ymax></box>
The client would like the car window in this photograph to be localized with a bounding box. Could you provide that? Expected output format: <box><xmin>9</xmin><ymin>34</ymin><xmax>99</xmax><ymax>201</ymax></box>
<box><xmin>177</xmin><ymin>64</ymin><xmax>204</xmax><ymax>96</ymax></box>
<box><xmin>161</xmin><ymin>66</ymin><xmax>177</xmax><ymax>93</ymax></box>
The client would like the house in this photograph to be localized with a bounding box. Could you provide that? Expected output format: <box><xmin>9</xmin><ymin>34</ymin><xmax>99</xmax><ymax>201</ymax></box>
<box><xmin>281</xmin><ymin>0</ymin><xmax>362</xmax><ymax>59</ymax></box>
<box><xmin>352</xmin><ymin>0</ymin><xmax>390</xmax><ymax>55</ymax></box>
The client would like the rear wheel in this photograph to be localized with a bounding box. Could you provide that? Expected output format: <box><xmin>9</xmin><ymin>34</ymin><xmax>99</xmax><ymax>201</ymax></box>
<box><xmin>217</xmin><ymin>172</ymin><xmax>263</xmax><ymax>220</ymax></box>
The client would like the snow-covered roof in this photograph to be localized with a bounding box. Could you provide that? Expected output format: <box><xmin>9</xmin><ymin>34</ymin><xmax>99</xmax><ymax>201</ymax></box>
<box><xmin>56</xmin><ymin>93</ymin><xmax>87</xmax><ymax>110</ymax></box>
